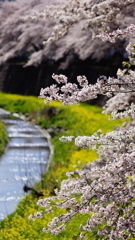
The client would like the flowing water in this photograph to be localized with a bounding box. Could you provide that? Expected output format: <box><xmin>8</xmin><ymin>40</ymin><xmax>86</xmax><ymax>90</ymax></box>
<box><xmin>0</xmin><ymin>109</ymin><xmax>50</xmax><ymax>219</ymax></box>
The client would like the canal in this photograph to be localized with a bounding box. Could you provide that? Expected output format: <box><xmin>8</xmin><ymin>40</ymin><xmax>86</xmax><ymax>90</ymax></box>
<box><xmin>0</xmin><ymin>109</ymin><xmax>50</xmax><ymax>219</ymax></box>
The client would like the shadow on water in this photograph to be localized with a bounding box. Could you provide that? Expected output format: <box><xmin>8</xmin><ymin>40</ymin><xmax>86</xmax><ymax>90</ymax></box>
<box><xmin>0</xmin><ymin>110</ymin><xmax>50</xmax><ymax>219</ymax></box>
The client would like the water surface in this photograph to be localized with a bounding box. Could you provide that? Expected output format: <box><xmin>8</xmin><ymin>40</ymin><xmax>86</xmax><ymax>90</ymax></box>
<box><xmin>0</xmin><ymin>110</ymin><xmax>50</xmax><ymax>219</ymax></box>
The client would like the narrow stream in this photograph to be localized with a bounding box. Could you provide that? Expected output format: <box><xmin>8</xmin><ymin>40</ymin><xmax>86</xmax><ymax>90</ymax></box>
<box><xmin>0</xmin><ymin>109</ymin><xmax>50</xmax><ymax>219</ymax></box>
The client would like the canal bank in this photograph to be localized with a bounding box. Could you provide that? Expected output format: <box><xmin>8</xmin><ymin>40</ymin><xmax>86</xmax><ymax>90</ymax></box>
<box><xmin>0</xmin><ymin>93</ymin><xmax>124</xmax><ymax>240</ymax></box>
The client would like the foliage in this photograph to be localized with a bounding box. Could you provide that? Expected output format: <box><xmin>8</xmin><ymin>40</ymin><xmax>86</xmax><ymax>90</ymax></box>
<box><xmin>0</xmin><ymin>93</ymin><xmax>45</xmax><ymax>114</ymax></box>
<box><xmin>0</xmin><ymin>121</ymin><xmax>8</xmax><ymax>156</ymax></box>
<box><xmin>0</xmin><ymin>93</ymin><xmax>124</xmax><ymax>239</ymax></box>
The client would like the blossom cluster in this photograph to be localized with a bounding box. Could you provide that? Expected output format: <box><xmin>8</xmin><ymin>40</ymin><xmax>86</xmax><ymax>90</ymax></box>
<box><xmin>30</xmin><ymin>0</ymin><xmax>135</xmax><ymax>239</ymax></box>
<box><xmin>0</xmin><ymin>0</ymin><xmax>135</xmax><ymax>67</ymax></box>
<box><xmin>93</xmin><ymin>24</ymin><xmax>135</xmax><ymax>43</ymax></box>
<box><xmin>29</xmin><ymin>0</ymin><xmax>135</xmax><ymax>43</ymax></box>
<box><xmin>39</xmin><ymin>67</ymin><xmax>135</xmax><ymax>106</ymax></box>
<box><xmin>38</xmin><ymin>65</ymin><xmax>135</xmax><ymax>238</ymax></box>
<box><xmin>32</xmin><ymin>121</ymin><xmax>135</xmax><ymax>238</ymax></box>
<box><xmin>29</xmin><ymin>116</ymin><xmax>135</xmax><ymax>238</ymax></box>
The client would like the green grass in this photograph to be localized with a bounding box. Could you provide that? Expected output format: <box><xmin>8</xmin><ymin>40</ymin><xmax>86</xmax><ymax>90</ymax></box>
<box><xmin>0</xmin><ymin>121</ymin><xmax>8</xmax><ymax>156</ymax></box>
<box><xmin>0</xmin><ymin>93</ymin><xmax>126</xmax><ymax>240</ymax></box>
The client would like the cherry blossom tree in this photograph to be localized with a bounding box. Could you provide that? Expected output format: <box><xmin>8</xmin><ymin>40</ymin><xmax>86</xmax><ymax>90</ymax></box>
<box><xmin>0</xmin><ymin>0</ymin><xmax>135</xmax><ymax>68</ymax></box>
<box><xmin>28</xmin><ymin>0</ymin><xmax>135</xmax><ymax>239</ymax></box>
<box><xmin>0</xmin><ymin>0</ymin><xmax>56</xmax><ymax>66</ymax></box>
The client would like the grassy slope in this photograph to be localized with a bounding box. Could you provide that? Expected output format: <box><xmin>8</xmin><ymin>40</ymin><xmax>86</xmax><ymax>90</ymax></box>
<box><xmin>0</xmin><ymin>93</ymin><xmax>125</xmax><ymax>240</ymax></box>
<box><xmin>0</xmin><ymin>120</ymin><xmax>8</xmax><ymax>156</ymax></box>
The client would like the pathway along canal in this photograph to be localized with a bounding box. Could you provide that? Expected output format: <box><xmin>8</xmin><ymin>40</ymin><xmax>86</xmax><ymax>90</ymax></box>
<box><xmin>0</xmin><ymin>109</ymin><xmax>50</xmax><ymax>219</ymax></box>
